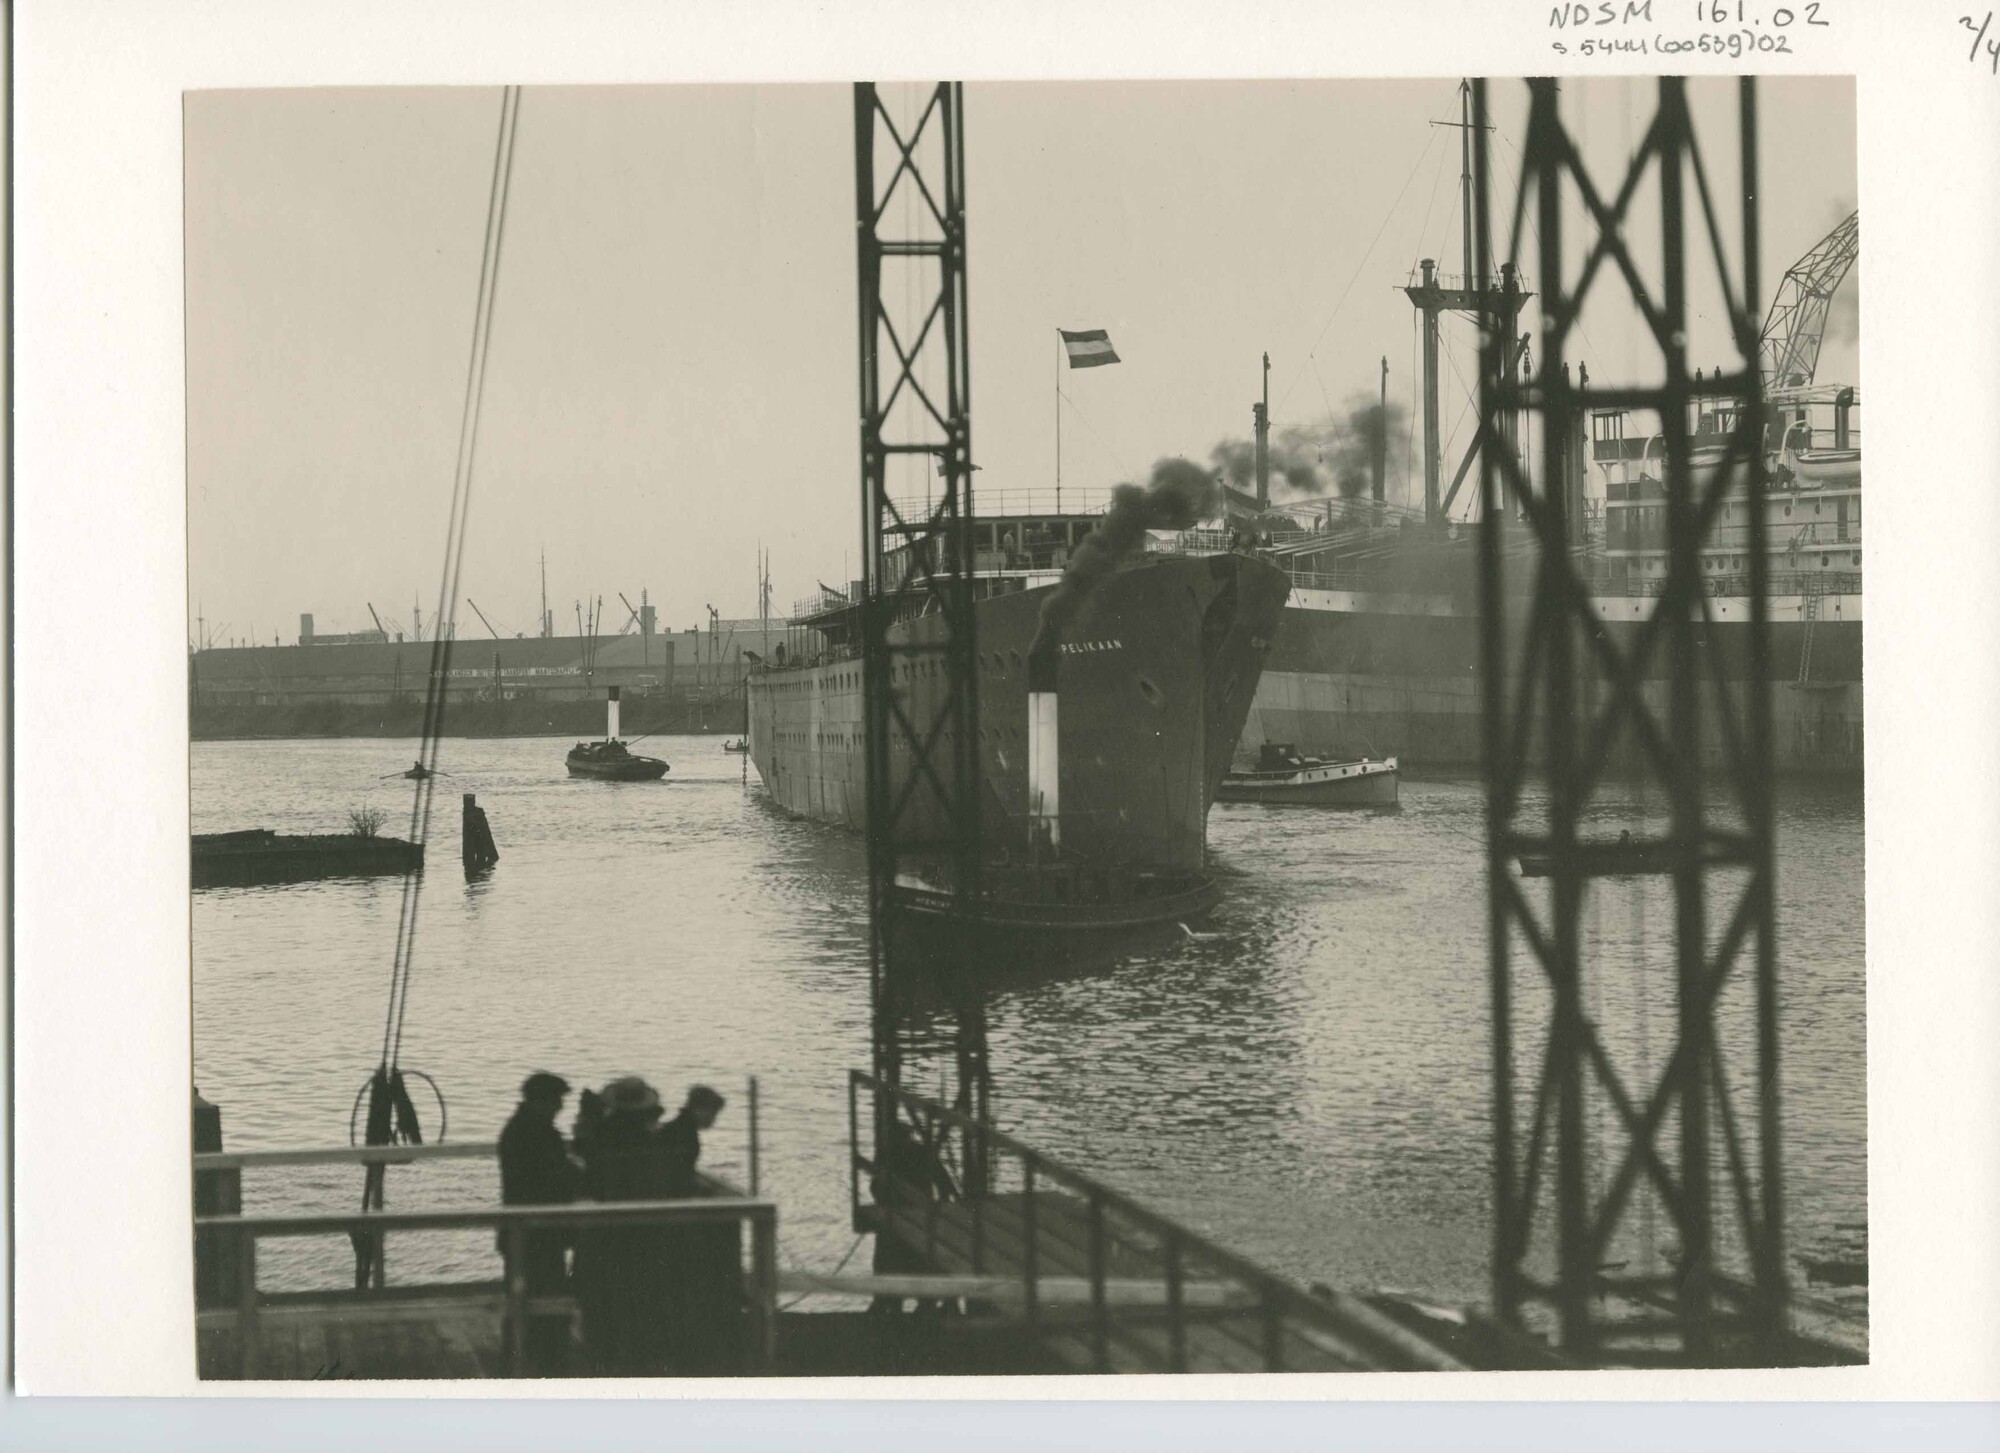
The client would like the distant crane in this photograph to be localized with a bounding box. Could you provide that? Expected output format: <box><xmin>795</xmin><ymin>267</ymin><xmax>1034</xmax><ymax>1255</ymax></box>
<box><xmin>1759</xmin><ymin>209</ymin><xmax>1858</xmax><ymax>394</ymax></box>
<box><xmin>366</xmin><ymin>602</ymin><xmax>388</xmax><ymax>640</ymax></box>
<box><xmin>617</xmin><ymin>592</ymin><xmax>642</xmax><ymax>635</ymax></box>
<box><xmin>466</xmin><ymin>598</ymin><xmax>504</xmax><ymax>639</ymax></box>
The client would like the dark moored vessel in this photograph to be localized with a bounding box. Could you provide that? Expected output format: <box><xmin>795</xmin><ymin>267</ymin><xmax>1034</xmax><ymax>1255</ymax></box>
<box><xmin>192</xmin><ymin>828</ymin><xmax>423</xmax><ymax>889</ymax></box>
<box><xmin>747</xmin><ymin>505</ymin><xmax>1291</xmax><ymax>876</ymax></box>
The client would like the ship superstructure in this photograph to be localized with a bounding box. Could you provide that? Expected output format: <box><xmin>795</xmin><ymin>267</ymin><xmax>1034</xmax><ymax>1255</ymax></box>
<box><xmin>747</xmin><ymin>500</ymin><xmax>1291</xmax><ymax>870</ymax></box>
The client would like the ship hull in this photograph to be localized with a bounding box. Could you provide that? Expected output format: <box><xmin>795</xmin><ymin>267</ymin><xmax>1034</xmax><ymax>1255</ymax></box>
<box><xmin>747</xmin><ymin>553</ymin><xmax>1291</xmax><ymax>870</ymax></box>
<box><xmin>1241</xmin><ymin>583</ymin><xmax>1862</xmax><ymax>775</ymax></box>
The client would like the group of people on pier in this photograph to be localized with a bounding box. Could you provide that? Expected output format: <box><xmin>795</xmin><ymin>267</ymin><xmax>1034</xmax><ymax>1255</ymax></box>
<box><xmin>498</xmin><ymin>1071</ymin><xmax>735</xmax><ymax>1376</ymax></box>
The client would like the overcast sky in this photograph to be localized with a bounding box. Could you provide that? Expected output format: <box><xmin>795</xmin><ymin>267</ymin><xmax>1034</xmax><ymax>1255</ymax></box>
<box><xmin>185</xmin><ymin>77</ymin><xmax>1855</xmax><ymax>645</ymax></box>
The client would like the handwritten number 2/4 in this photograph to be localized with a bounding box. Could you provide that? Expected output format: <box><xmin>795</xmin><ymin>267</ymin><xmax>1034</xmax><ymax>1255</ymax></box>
<box><xmin>1965</xmin><ymin>11</ymin><xmax>2000</xmax><ymax>73</ymax></box>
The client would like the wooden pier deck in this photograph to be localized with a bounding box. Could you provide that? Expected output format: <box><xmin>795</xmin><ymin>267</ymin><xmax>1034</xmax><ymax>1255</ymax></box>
<box><xmin>865</xmin><ymin>1187</ymin><xmax>1466</xmax><ymax>1374</ymax></box>
<box><xmin>194</xmin><ymin>1097</ymin><xmax>1481</xmax><ymax>1381</ymax></box>
<box><xmin>199</xmin><ymin>1283</ymin><xmax>517</xmax><ymax>1380</ymax></box>
<box><xmin>848</xmin><ymin>1074</ymin><xmax>1471</xmax><ymax>1375</ymax></box>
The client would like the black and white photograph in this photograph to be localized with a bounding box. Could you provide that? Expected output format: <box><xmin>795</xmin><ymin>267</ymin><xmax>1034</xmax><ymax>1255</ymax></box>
<box><xmin>170</xmin><ymin>71</ymin><xmax>1877</xmax><ymax>1382</ymax></box>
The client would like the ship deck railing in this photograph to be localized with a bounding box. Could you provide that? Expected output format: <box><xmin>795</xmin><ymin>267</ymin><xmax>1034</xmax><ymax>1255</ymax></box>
<box><xmin>845</xmin><ymin>1071</ymin><xmax>1471</xmax><ymax>1374</ymax></box>
<box><xmin>193</xmin><ymin>1140</ymin><xmax>777</xmax><ymax>1379</ymax></box>
<box><xmin>1613</xmin><ymin>569</ymin><xmax>1863</xmax><ymax>601</ymax></box>
<box><xmin>873</xmin><ymin>485</ymin><xmax>1123</xmax><ymax>520</ymax></box>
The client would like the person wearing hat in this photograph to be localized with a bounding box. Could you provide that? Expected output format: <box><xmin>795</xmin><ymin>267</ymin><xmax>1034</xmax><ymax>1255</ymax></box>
<box><xmin>655</xmin><ymin>1085</ymin><xmax>743</xmax><ymax>1373</ymax></box>
<box><xmin>498</xmin><ymin>1071</ymin><xmax>581</xmax><ymax>1374</ymax></box>
<box><xmin>574</xmin><ymin>1076</ymin><xmax>678</xmax><ymax>1374</ymax></box>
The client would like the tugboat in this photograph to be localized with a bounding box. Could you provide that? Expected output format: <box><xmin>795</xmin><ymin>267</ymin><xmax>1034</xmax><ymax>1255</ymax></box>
<box><xmin>1216</xmin><ymin>742</ymin><xmax>1399</xmax><ymax>808</ymax></box>
<box><xmin>566</xmin><ymin>687</ymin><xmax>669</xmax><ymax>781</ymax></box>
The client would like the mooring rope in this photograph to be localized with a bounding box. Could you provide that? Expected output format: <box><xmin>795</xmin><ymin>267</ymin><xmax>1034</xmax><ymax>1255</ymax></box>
<box><xmin>378</xmin><ymin>83</ymin><xmax>522</xmax><ymax>1076</ymax></box>
<box><xmin>353</xmin><ymin>84</ymin><xmax>521</xmax><ymax>1286</ymax></box>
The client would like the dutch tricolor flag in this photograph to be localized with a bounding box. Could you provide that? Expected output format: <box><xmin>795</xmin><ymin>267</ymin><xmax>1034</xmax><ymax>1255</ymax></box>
<box><xmin>1059</xmin><ymin>328</ymin><xmax>1121</xmax><ymax>369</ymax></box>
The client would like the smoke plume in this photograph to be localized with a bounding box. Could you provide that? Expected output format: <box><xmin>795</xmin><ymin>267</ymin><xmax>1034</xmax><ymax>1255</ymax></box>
<box><xmin>1208</xmin><ymin>395</ymin><xmax>1410</xmax><ymax>502</ymax></box>
<box><xmin>1027</xmin><ymin>458</ymin><xmax>1218</xmax><ymax>668</ymax></box>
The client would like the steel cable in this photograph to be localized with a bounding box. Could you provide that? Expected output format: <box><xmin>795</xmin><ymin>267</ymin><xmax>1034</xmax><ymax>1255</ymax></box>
<box><xmin>378</xmin><ymin>84</ymin><xmax>523</xmax><ymax>1074</ymax></box>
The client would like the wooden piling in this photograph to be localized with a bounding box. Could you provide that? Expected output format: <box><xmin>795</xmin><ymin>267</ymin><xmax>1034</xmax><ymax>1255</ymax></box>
<box><xmin>462</xmin><ymin>793</ymin><xmax>500</xmax><ymax>873</ymax></box>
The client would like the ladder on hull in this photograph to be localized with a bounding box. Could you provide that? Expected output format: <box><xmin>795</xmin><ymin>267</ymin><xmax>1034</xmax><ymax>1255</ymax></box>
<box><xmin>1796</xmin><ymin>575</ymin><xmax>1825</xmax><ymax>687</ymax></box>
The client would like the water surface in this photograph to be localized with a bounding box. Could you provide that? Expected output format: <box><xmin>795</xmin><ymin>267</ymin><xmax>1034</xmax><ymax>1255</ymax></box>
<box><xmin>193</xmin><ymin>736</ymin><xmax>1864</xmax><ymax>1309</ymax></box>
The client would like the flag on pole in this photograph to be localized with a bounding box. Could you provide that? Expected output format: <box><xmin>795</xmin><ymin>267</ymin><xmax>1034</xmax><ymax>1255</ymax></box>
<box><xmin>1059</xmin><ymin>328</ymin><xmax>1121</xmax><ymax>368</ymax></box>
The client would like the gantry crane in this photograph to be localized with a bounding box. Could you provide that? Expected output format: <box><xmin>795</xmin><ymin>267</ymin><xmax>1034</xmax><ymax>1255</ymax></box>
<box><xmin>1758</xmin><ymin>210</ymin><xmax>1857</xmax><ymax>393</ymax></box>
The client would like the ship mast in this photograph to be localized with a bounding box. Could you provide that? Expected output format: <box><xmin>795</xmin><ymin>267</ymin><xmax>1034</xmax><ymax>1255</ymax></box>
<box><xmin>1253</xmin><ymin>352</ymin><xmax>1270</xmax><ymax>508</ymax></box>
<box><xmin>1405</xmin><ymin>79</ymin><xmax>1529</xmax><ymax>527</ymax></box>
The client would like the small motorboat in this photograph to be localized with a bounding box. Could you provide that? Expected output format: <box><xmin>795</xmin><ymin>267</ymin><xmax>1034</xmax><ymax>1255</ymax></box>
<box><xmin>568</xmin><ymin>685</ymin><xmax>668</xmax><ymax>780</ymax></box>
<box><xmin>1216</xmin><ymin>743</ymin><xmax>1399</xmax><ymax>808</ymax></box>
<box><xmin>566</xmin><ymin>739</ymin><xmax>669</xmax><ymax>782</ymax></box>
<box><xmin>722</xmin><ymin>739</ymin><xmax>749</xmax><ymax>754</ymax></box>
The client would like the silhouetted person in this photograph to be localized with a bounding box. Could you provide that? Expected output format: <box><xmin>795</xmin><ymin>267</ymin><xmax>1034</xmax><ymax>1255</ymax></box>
<box><xmin>574</xmin><ymin>1076</ymin><xmax>676</xmax><ymax>1375</ymax></box>
<box><xmin>656</xmin><ymin>1086</ymin><xmax>742</xmax><ymax>1373</ymax></box>
<box><xmin>657</xmin><ymin>1085</ymin><xmax>725</xmax><ymax>1193</ymax></box>
<box><xmin>498</xmin><ymin>1072</ymin><xmax>581</xmax><ymax>1374</ymax></box>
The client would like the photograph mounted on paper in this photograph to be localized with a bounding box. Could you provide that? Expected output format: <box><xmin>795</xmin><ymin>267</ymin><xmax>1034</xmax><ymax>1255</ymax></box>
<box><xmin>185</xmin><ymin>75</ymin><xmax>1864</xmax><ymax>1380</ymax></box>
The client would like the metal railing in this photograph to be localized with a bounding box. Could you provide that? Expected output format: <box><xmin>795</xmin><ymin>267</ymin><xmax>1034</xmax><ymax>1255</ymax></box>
<box><xmin>193</xmin><ymin>1141</ymin><xmax>777</xmax><ymax>1378</ymax></box>
<box><xmin>1615</xmin><ymin>570</ymin><xmax>1863</xmax><ymax>601</ymax></box>
<box><xmin>1604</xmin><ymin>520</ymin><xmax>1862</xmax><ymax>551</ymax></box>
<box><xmin>846</xmin><ymin>1072</ymin><xmax>1464</xmax><ymax>1373</ymax></box>
<box><xmin>900</xmin><ymin>485</ymin><xmax>1120</xmax><ymax>519</ymax></box>
<box><xmin>792</xmin><ymin>588</ymin><xmax>853</xmax><ymax>620</ymax></box>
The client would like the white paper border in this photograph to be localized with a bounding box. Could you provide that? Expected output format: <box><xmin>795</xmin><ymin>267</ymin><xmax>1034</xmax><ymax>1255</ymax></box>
<box><xmin>13</xmin><ymin>0</ymin><xmax>2000</xmax><ymax>1400</ymax></box>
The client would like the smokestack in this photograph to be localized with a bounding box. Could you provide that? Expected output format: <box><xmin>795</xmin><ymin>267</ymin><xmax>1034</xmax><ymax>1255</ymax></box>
<box><xmin>1027</xmin><ymin>645</ymin><xmax>1060</xmax><ymax>853</ymax></box>
<box><xmin>1253</xmin><ymin>352</ymin><xmax>1271</xmax><ymax>508</ymax></box>
<box><xmin>299</xmin><ymin>613</ymin><xmax>314</xmax><ymax>646</ymax></box>
<box><xmin>1374</xmin><ymin>357</ymin><xmax>1388</xmax><ymax>504</ymax></box>
<box><xmin>606</xmin><ymin>684</ymin><xmax>621</xmax><ymax>741</ymax></box>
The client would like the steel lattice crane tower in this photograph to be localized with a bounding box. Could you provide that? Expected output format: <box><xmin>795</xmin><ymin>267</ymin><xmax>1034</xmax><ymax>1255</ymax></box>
<box><xmin>1758</xmin><ymin>210</ymin><xmax>1857</xmax><ymax>394</ymax></box>
<box><xmin>852</xmin><ymin>83</ymin><xmax>991</xmax><ymax>1186</ymax></box>
<box><xmin>1473</xmin><ymin>77</ymin><xmax>1792</xmax><ymax>1365</ymax></box>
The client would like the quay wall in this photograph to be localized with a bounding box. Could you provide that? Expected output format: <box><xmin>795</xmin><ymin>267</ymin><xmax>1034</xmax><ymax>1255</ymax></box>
<box><xmin>190</xmin><ymin>692</ymin><xmax>746</xmax><ymax>742</ymax></box>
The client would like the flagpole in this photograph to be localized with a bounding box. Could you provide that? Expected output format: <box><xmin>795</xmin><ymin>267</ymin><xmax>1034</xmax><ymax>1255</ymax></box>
<box><xmin>1054</xmin><ymin>328</ymin><xmax>1062</xmax><ymax>514</ymax></box>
